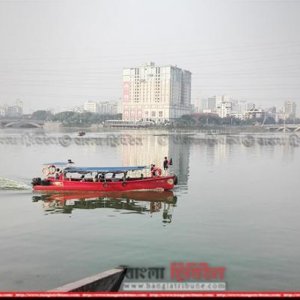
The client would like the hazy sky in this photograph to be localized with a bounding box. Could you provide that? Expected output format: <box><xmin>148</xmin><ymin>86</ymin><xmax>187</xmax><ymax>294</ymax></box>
<box><xmin>0</xmin><ymin>0</ymin><xmax>300</xmax><ymax>113</ymax></box>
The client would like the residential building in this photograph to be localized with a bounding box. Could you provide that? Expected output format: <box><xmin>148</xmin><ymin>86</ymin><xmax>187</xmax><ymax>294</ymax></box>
<box><xmin>217</xmin><ymin>101</ymin><xmax>232</xmax><ymax>118</ymax></box>
<box><xmin>207</xmin><ymin>96</ymin><xmax>218</xmax><ymax>112</ymax></box>
<box><xmin>117</xmin><ymin>99</ymin><xmax>123</xmax><ymax>114</ymax></box>
<box><xmin>192</xmin><ymin>99</ymin><xmax>202</xmax><ymax>113</ymax></box>
<box><xmin>230</xmin><ymin>100</ymin><xmax>248</xmax><ymax>120</ymax></box>
<box><xmin>265</xmin><ymin>106</ymin><xmax>277</xmax><ymax>121</ymax></box>
<box><xmin>284</xmin><ymin>101</ymin><xmax>296</xmax><ymax>119</ymax></box>
<box><xmin>204</xmin><ymin>96</ymin><xmax>260</xmax><ymax>120</ymax></box>
<box><xmin>0</xmin><ymin>107</ymin><xmax>5</xmax><ymax>117</ymax></box>
<box><xmin>5</xmin><ymin>105</ymin><xmax>23</xmax><ymax>117</ymax></box>
<box><xmin>84</xmin><ymin>101</ymin><xmax>98</xmax><ymax>113</ymax></box>
<box><xmin>122</xmin><ymin>62</ymin><xmax>192</xmax><ymax>123</ymax></box>
<box><xmin>198</xmin><ymin>96</ymin><xmax>221</xmax><ymax>114</ymax></box>
<box><xmin>245</xmin><ymin>108</ymin><xmax>265</xmax><ymax>119</ymax></box>
<box><xmin>83</xmin><ymin>101</ymin><xmax>118</xmax><ymax>115</ymax></box>
<box><xmin>216</xmin><ymin>96</ymin><xmax>233</xmax><ymax>118</ymax></box>
<box><xmin>98</xmin><ymin>101</ymin><xmax>118</xmax><ymax>115</ymax></box>
<box><xmin>1</xmin><ymin>100</ymin><xmax>23</xmax><ymax>118</ymax></box>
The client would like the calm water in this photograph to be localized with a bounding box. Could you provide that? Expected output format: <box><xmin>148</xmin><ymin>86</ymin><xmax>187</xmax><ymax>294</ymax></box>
<box><xmin>0</xmin><ymin>128</ymin><xmax>300</xmax><ymax>291</ymax></box>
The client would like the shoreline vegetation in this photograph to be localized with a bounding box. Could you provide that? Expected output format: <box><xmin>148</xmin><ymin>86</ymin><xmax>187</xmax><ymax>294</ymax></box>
<box><xmin>1</xmin><ymin>110</ymin><xmax>300</xmax><ymax>133</ymax></box>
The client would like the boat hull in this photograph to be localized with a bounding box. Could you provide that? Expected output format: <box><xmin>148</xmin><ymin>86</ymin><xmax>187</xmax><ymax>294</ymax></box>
<box><xmin>33</xmin><ymin>175</ymin><xmax>176</xmax><ymax>192</ymax></box>
<box><xmin>49</xmin><ymin>267</ymin><xmax>126</xmax><ymax>292</ymax></box>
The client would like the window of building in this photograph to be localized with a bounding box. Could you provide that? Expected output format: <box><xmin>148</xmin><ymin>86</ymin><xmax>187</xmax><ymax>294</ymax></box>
<box><xmin>151</xmin><ymin>111</ymin><xmax>156</xmax><ymax>117</ymax></box>
<box><xmin>159</xmin><ymin>111</ymin><xmax>163</xmax><ymax>117</ymax></box>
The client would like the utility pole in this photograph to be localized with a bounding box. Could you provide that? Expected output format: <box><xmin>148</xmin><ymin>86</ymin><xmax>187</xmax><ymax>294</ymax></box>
<box><xmin>261</xmin><ymin>112</ymin><xmax>267</xmax><ymax>127</ymax></box>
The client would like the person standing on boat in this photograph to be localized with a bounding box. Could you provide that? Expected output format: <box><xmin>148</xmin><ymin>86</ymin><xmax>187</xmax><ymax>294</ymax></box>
<box><xmin>151</xmin><ymin>164</ymin><xmax>156</xmax><ymax>177</ymax></box>
<box><xmin>163</xmin><ymin>157</ymin><xmax>173</xmax><ymax>175</ymax></box>
<box><xmin>68</xmin><ymin>159</ymin><xmax>74</xmax><ymax>165</ymax></box>
<box><xmin>163</xmin><ymin>157</ymin><xmax>169</xmax><ymax>172</ymax></box>
<box><xmin>67</xmin><ymin>159</ymin><xmax>75</xmax><ymax>167</ymax></box>
<box><xmin>55</xmin><ymin>168</ymin><xmax>63</xmax><ymax>180</ymax></box>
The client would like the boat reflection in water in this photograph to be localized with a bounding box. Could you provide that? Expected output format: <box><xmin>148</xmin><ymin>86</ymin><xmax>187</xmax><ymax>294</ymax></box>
<box><xmin>32</xmin><ymin>191</ymin><xmax>177</xmax><ymax>224</ymax></box>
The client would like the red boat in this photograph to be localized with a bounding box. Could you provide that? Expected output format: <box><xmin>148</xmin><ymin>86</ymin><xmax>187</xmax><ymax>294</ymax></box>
<box><xmin>32</xmin><ymin>163</ymin><xmax>178</xmax><ymax>192</ymax></box>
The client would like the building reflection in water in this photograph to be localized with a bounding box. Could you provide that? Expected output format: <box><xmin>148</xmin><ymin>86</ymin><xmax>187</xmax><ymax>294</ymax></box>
<box><xmin>32</xmin><ymin>191</ymin><xmax>177</xmax><ymax>224</ymax></box>
<box><xmin>120</xmin><ymin>132</ymin><xmax>191</xmax><ymax>186</ymax></box>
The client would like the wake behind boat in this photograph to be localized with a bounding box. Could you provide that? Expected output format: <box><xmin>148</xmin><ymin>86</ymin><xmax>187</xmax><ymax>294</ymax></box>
<box><xmin>32</xmin><ymin>163</ymin><xmax>178</xmax><ymax>192</ymax></box>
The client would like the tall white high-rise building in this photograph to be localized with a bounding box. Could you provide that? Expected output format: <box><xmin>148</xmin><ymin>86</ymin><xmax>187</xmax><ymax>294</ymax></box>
<box><xmin>122</xmin><ymin>62</ymin><xmax>192</xmax><ymax>123</ymax></box>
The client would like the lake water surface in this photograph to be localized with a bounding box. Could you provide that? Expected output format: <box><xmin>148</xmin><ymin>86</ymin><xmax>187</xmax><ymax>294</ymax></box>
<box><xmin>0</xmin><ymin>128</ymin><xmax>299</xmax><ymax>291</ymax></box>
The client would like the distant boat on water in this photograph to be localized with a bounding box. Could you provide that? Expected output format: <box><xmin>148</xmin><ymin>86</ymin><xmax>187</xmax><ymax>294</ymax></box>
<box><xmin>78</xmin><ymin>131</ymin><xmax>86</xmax><ymax>136</ymax></box>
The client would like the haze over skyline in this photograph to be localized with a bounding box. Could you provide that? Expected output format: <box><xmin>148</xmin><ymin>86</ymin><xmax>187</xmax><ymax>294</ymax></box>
<box><xmin>0</xmin><ymin>0</ymin><xmax>299</xmax><ymax>114</ymax></box>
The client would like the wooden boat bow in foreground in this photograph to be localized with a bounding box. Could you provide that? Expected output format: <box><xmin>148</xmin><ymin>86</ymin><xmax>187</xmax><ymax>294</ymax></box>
<box><xmin>49</xmin><ymin>267</ymin><xmax>127</xmax><ymax>292</ymax></box>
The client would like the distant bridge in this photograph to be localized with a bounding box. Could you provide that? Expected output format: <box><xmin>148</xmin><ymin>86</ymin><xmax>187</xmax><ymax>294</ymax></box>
<box><xmin>265</xmin><ymin>124</ymin><xmax>300</xmax><ymax>132</ymax></box>
<box><xmin>0</xmin><ymin>119</ymin><xmax>44</xmax><ymax>128</ymax></box>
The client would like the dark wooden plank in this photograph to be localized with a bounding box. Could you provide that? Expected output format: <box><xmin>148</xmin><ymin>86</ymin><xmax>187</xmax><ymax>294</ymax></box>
<box><xmin>48</xmin><ymin>267</ymin><xmax>127</xmax><ymax>292</ymax></box>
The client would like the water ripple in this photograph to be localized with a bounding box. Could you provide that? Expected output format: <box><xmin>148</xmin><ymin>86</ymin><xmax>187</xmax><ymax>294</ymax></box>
<box><xmin>0</xmin><ymin>177</ymin><xmax>31</xmax><ymax>190</ymax></box>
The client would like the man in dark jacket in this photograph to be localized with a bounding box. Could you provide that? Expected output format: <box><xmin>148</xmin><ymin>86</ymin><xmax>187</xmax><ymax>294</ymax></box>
<box><xmin>163</xmin><ymin>157</ymin><xmax>169</xmax><ymax>171</ymax></box>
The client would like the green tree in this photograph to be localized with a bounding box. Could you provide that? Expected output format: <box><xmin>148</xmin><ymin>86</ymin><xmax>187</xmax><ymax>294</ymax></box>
<box><xmin>50</xmin><ymin>111</ymin><xmax>122</xmax><ymax>127</ymax></box>
<box><xmin>31</xmin><ymin>110</ymin><xmax>53</xmax><ymax>121</ymax></box>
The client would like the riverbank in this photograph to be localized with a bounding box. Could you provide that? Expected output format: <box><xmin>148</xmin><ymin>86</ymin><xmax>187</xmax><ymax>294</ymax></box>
<box><xmin>42</xmin><ymin>122</ymin><xmax>270</xmax><ymax>134</ymax></box>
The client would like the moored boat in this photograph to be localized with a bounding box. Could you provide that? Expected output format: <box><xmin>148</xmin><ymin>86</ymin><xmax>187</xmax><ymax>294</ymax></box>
<box><xmin>32</xmin><ymin>163</ymin><xmax>178</xmax><ymax>192</ymax></box>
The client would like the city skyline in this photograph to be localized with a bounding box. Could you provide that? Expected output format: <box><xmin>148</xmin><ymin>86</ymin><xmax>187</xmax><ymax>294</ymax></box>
<box><xmin>0</xmin><ymin>0</ymin><xmax>299</xmax><ymax>114</ymax></box>
<box><xmin>0</xmin><ymin>95</ymin><xmax>297</xmax><ymax>122</ymax></box>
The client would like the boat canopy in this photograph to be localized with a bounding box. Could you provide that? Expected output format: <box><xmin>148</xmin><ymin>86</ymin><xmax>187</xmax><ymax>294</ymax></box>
<box><xmin>43</xmin><ymin>162</ymin><xmax>71</xmax><ymax>166</ymax></box>
<box><xmin>64</xmin><ymin>166</ymin><xmax>147</xmax><ymax>173</ymax></box>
